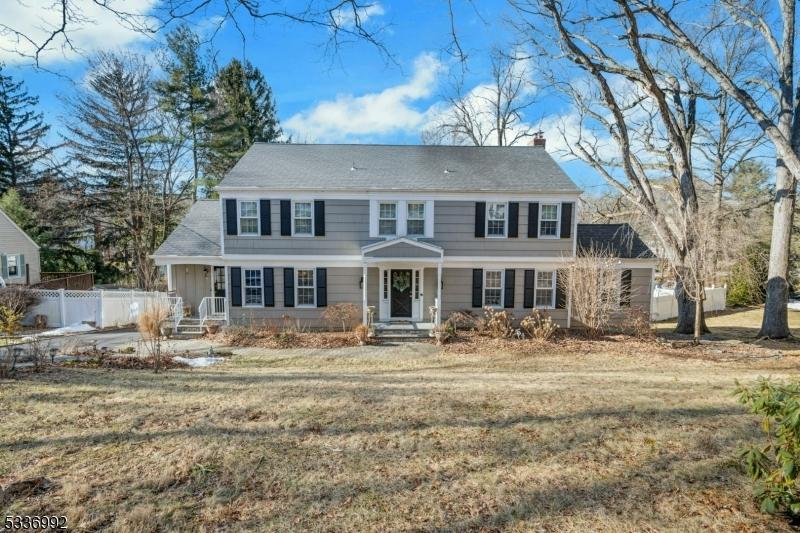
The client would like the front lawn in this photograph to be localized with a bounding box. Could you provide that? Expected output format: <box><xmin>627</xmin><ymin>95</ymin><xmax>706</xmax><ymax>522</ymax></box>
<box><xmin>2</xmin><ymin>341</ymin><xmax>798</xmax><ymax>531</ymax></box>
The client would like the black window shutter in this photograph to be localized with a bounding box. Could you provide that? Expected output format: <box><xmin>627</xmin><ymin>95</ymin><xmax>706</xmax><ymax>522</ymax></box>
<box><xmin>620</xmin><ymin>269</ymin><xmax>632</xmax><ymax>307</ymax></box>
<box><xmin>560</xmin><ymin>202</ymin><xmax>573</xmax><ymax>239</ymax></box>
<box><xmin>523</xmin><ymin>269</ymin><xmax>535</xmax><ymax>308</ymax></box>
<box><xmin>508</xmin><ymin>202</ymin><xmax>519</xmax><ymax>238</ymax></box>
<box><xmin>263</xmin><ymin>268</ymin><xmax>274</xmax><ymax>307</ymax></box>
<box><xmin>316</xmin><ymin>268</ymin><xmax>327</xmax><ymax>307</ymax></box>
<box><xmin>504</xmin><ymin>269</ymin><xmax>515</xmax><ymax>308</ymax></box>
<box><xmin>472</xmin><ymin>269</ymin><xmax>483</xmax><ymax>308</ymax></box>
<box><xmin>260</xmin><ymin>200</ymin><xmax>271</xmax><ymax>235</ymax></box>
<box><xmin>528</xmin><ymin>202</ymin><xmax>539</xmax><ymax>238</ymax></box>
<box><xmin>314</xmin><ymin>200</ymin><xmax>325</xmax><ymax>236</ymax></box>
<box><xmin>280</xmin><ymin>200</ymin><xmax>291</xmax><ymax>236</ymax></box>
<box><xmin>556</xmin><ymin>270</ymin><xmax>567</xmax><ymax>309</ymax></box>
<box><xmin>230</xmin><ymin>267</ymin><xmax>242</xmax><ymax>307</ymax></box>
<box><xmin>475</xmin><ymin>202</ymin><xmax>486</xmax><ymax>238</ymax></box>
<box><xmin>283</xmin><ymin>267</ymin><xmax>294</xmax><ymax>307</ymax></box>
<box><xmin>225</xmin><ymin>199</ymin><xmax>237</xmax><ymax>235</ymax></box>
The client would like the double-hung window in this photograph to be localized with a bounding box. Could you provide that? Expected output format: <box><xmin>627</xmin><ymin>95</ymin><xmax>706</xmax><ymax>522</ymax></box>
<box><xmin>539</xmin><ymin>204</ymin><xmax>559</xmax><ymax>237</ymax></box>
<box><xmin>296</xmin><ymin>269</ymin><xmax>316</xmax><ymax>306</ymax></box>
<box><xmin>244</xmin><ymin>269</ymin><xmax>262</xmax><ymax>306</ymax></box>
<box><xmin>239</xmin><ymin>201</ymin><xmax>259</xmax><ymax>236</ymax></box>
<box><xmin>7</xmin><ymin>255</ymin><xmax>18</xmax><ymax>277</ymax></box>
<box><xmin>407</xmin><ymin>202</ymin><xmax>425</xmax><ymax>236</ymax></box>
<box><xmin>487</xmin><ymin>202</ymin><xmax>506</xmax><ymax>237</ymax></box>
<box><xmin>535</xmin><ymin>271</ymin><xmax>555</xmax><ymax>308</ymax></box>
<box><xmin>293</xmin><ymin>201</ymin><xmax>313</xmax><ymax>235</ymax></box>
<box><xmin>379</xmin><ymin>202</ymin><xmax>397</xmax><ymax>236</ymax></box>
<box><xmin>484</xmin><ymin>270</ymin><xmax>503</xmax><ymax>307</ymax></box>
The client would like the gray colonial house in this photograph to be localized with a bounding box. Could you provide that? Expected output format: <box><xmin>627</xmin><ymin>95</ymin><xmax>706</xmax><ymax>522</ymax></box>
<box><xmin>0</xmin><ymin>206</ymin><xmax>40</xmax><ymax>286</ymax></box>
<box><xmin>153</xmin><ymin>143</ymin><xmax>656</xmax><ymax>330</ymax></box>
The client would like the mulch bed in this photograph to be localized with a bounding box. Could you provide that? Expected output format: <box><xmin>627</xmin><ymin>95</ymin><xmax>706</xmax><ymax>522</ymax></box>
<box><xmin>214</xmin><ymin>329</ymin><xmax>362</xmax><ymax>349</ymax></box>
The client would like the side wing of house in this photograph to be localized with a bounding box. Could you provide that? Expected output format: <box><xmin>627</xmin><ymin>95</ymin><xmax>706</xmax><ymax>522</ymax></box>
<box><xmin>0</xmin><ymin>208</ymin><xmax>40</xmax><ymax>286</ymax></box>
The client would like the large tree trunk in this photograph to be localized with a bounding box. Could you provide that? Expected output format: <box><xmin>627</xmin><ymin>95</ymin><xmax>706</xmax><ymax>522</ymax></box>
<box><xmin>675</xmin><ymin>277</ymin><xmax>708</xmax><ymax>334</ymax></box>
<box><xmin>759</xmin><ymin>161</ymin><xmax>795</xmax><ymax>338</ymax></box>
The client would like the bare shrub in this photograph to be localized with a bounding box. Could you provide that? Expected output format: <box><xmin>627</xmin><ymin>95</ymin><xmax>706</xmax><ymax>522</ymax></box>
<box><xmin>0</xmin><ymin>305</ymin><xmax>24</xmax><ymax>337</ymax></box>
<box><xmin>520</xmin><ymin>310</ymin><xmax>559</xmax><ymax>341</ymax></box>
<box><xmin>483</xmin><ymin>307</ymin><xmax>514</xmax><ymax>338</ymax></box>
<box><xmin>448</xmin><ymin>311</ymin><xmax>476</xmax><ymax>333</ymax></box>
<box><xmin>137</xmin><ymin>303</ymin><xmax>171</xmax><ymax>373</ymax></box>
<box><xmin>0</xmin><ymin>287</ymin><xmax>40</xmax><ymax>317</ymax></box>
<box><xmin>561</xmin><ymin>247</ymin><xmax>619</xmax><ymax>338</ymax></box>
<box><xmin>353</xmin><ymin>324</ymin><xmax>370</xmax><ymax>345</ymax></box>
<box><xmin>623</xmin><ymin>306</ymin><xmax>654</xmax><ymax>340</ymax></box>
<box><xmin>27</xmin><ymin>336</ymin><xmax>52</xmax><ymax>372</ymax></box>
<box><xmin>322</xmin><ymin>303</ymin><xmax>360</xmax><ymax>332</ymax></box>
<box><xmin>433</xmin><ymin>322</ymin><xmax>454</xmax><ymax>345</ymax></box>
<box><xmin>0</xmin><ymin>347</ymin><xmax>18</xmax><ymax>378</ymax></box>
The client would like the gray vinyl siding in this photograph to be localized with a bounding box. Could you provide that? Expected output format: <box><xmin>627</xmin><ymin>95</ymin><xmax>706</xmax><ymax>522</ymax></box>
<box><xmin>224</xmin><ymin>198</ymin><xmax>575</xmax><ymax>258</ymax></box>
<box><xmin>608</xmin><ymin>267</ymin><xmax>653</xmax><ymax>324</ymax></box>
<box><xmin>172</xmin><ymin>265</ymin><xmax>211</xmax><ymax>316</ymax></box>
<box><xmin>439</xmin><ymin>268</ymin><xmax>569</xmax><ymax>328</ymax></box>
<box><xmin>0</xmin><ymin>212</ymin><xmax>40</xmax><ymax>285</ymax></box>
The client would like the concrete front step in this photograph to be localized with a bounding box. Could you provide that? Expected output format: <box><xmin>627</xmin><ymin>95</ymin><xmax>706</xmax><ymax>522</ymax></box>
<box><xmin>373</xmin><ymin>322</ymin><xmax>433</xmax><ymax>342</ymax></box>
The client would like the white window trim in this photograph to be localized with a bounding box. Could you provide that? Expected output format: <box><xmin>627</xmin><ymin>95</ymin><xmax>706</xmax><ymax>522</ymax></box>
<box><xmin>6</xmin><ymin>254</ymin><xmax>20</xmax><ymax>277</ymax></box>
<box><xmin>238</xmin><ymin>200</ymin><xmax>260</xmax><ymax>237</ymax></box>
<box><xmin>486</xmin><ymin>202</ymin><xmax>508</xmax><ymax>239</ymax></box>
<box><xmin>406</xmin><ymin>201</ymin><xmax>426</xmax><ymax>236</ymax></box>
<box><xmin>378</xmin><ymin>201</ymin><xmax>399</xmax><ymax>237</ymax></box>
<box><xmin>538</xmin><ymin>203</ymin><xmax>561</xmax><ymax>239</ymax></box>
<box><xmin>483</xmin><ymin>269</ymin><xmax>505</xmax><ymax>308</ymax></box>
<box><xmin>242</xmin><ymin>268</ymin><xmax>263</xmax><ymax>307</ymax></box>
<box><xmin>370</xmin><ymin>199</ymin><xmax>434</xmax><ymax>238</ymax></box>
<box><xmin>291</xmin><ymin>200</ymin><xmax>314</xmax><ymax>237</ymax></box>
<box><xmin>295</xmin><ymin>268</ymin><xmax>316</xmax><ymax>308</ymax></box>
<box><xmin>534</xmin><ymin>270</ymin><xmax>556</xmax><ymax>309</ymax></box>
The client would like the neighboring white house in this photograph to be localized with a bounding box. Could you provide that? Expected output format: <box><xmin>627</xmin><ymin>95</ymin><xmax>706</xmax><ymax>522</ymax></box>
<box><xmin>0</xmin><ymin>206</ymin><xmax>40</xmax><ymax>286</ymax></box>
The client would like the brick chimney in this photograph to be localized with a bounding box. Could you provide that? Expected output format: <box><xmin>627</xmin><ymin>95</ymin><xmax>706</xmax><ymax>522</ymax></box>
<box><xmin>531</xmin><ymin>130</ymin><xmax>546</xmax><ymax>148</ymax></box>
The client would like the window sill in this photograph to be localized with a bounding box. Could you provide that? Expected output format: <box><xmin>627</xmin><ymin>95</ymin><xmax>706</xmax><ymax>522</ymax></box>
<box><xmin>243</xmin><ymin>304</ymin><xmax>263</xmax><ymax>308</ymax></box>
<box><xmin>537</xmin><ymin>235</ymin><xmax>560</xmax><ymax>240</ymax></box>
<box><xmin>296</xmin><ymin>304</ymin><xmax>316</xmax><ymax>308</ymax></box>
<box><xmin>485</xmin><ymin>235</ymin><xmax>507</xmax><ymax>239</ymax></box>
<box><xmin>237</xmin><ymin>233</ymin><xmax>260</xmax><ymax>237</ymax></box>
<box><xmin>292</xmin><ymin>233</ymin><xmax>314</xmax><ymax>238</ymax></box>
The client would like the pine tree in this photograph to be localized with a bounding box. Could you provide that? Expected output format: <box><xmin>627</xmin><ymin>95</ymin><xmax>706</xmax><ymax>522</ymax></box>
<box><xmin>206</xmin><ymin>58</ymin><xmax>282</xmax><ymax>181</ymax></box>
<box><xmin>154</xmin><ymin>24</ymin><xmax>214</xmax><ymax>200</ymax></box>
<box><xmin>0</xmin><ymin>64</ymin><xmax>52</xmax><ymax>194</ymax></box>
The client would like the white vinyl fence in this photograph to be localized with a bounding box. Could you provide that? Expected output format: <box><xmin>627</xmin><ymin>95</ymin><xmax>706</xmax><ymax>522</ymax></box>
<box><xmin>650</xmin><ymin>286</ymin><xmax>727</xmax><ymax>321</ymax></box>
<box><xmin>24</xmin><ymin>289</ymin><xmax>173</xmax><ymax>329</ymax></box>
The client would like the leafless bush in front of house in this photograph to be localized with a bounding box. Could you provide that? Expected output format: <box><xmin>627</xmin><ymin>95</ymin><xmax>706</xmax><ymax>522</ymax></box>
<box><xmin>322</xmin><ymin>303</ymin><xmax>360</xmax><ymax>332</ymax></box>
<box><xmin>27</xmin><ymin>336</ymin><xmax>52</xmax><ymax>372</ymax></box>
<box><xmin>353</xmin><ymin>323</ymin><xmax>370</xmax><ymax>346</ymax></box>
<box><xmin>137</xmin><ymin>302</ymin><xmax>171</xmax><ymax>373</ymax></box>
<box><xmin>483</xmin><ymin>307</ymin><xmax>515</xmax><ymax>338</ymax></box>
<box><xmin>448</xmin><ymin>311</ymin><xmax>476</xmax><ymax>333</ymax></box>
<box><xmin>561</xmin><ymin>246</ymin><xmax>619</xmax><ymax>338</ymax></box>
<box><xmin>520</xmin><ymin>310</ymin><xmax>559</xmax><ymax>342</ymax></box>
<box><xmin>623</xmin><ymin>306</ymin><xmax>655</xmax><ymax>340</ymax></box>
<box><xmin>0</xmin><ymin>287</ymin><xmax>40</xmax><ymax>317</ymax></box>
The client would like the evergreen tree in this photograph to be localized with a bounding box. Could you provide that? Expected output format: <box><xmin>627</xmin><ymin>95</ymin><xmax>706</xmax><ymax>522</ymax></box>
<box><xmin>154</xmin><ymin>24</ymin><xmax>214</xmax><ymax>200</ymax></box>
<box><xmin>0</xmin><ymin>64</ymin><xmax>53</xmax><ymax>194</ymax></box>
<box><xmin>206</xmin><ymin>58</ymin><xmax>282</xmax><ymax>181</ymax></box>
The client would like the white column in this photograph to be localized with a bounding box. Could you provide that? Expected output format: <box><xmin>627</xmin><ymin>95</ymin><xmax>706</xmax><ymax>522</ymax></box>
<box><xmin>362</xmin><ymin>264</ymin><xmax>368</xmax><ymax>325</ymax></box>
<box><xmin>166</xmin><ymin>264</ymin><xmax>174</xmax><ymax>292</ymax></box>
<box><xmin>436</xmin><ymin>262</ymin><xmax>443</xmax><ymax>325</ymax></box>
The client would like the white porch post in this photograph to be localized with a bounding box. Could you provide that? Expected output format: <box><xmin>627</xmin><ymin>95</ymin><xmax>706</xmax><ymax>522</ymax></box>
<box><xmin>166</xmin><ymin>264</ymin><xmax>174</xmax><ymax>292</ymax></box>
<box><xmin>436</xmin><ymin>262</ymin><xmax>443</xmax><ymax>325</ymax></box>
<box><xmin>362</xmin><ymin>264</ymin><xmax>368</xmax><ymax>325</ymax></box>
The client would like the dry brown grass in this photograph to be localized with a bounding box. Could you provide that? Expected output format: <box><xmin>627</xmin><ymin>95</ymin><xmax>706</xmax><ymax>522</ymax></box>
<box><xmin>2</xmin><ymin>338</ymin><xmax>800</xmax><ymax>531</ymax></box>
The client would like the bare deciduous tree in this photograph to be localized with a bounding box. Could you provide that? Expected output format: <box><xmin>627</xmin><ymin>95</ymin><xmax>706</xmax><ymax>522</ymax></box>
<box><xmin>560</xmin><ymin>246</ymin><xmax>621</xmax><ymax>337</ymax></box>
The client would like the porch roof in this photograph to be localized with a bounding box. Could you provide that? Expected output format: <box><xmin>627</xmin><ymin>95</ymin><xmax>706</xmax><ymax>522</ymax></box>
<box><xmin>154</xmin><ymin>200</ymin><xmax>221</xmax><ymax>258</ymax></box>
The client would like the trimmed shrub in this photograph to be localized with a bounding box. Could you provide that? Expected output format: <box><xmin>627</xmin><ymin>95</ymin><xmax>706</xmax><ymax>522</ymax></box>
<box><xmin>483</xmin><ymin>307</ymin><xmax>514</xmax><ymax>339</ymax></box>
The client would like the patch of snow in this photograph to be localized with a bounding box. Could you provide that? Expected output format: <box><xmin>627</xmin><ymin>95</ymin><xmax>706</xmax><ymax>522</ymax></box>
<box><xmin>38</xmin><ymin>323</ymin><xmax>96</xmax><ymax>337</ymax></box>
<box><xmin>788</xmin><ymin>300</ymin><xmax>800</xmax><ymax>311</ymax></box>
<box><xmin>174</xmin><ymin>356</ymin><xmax>224</xmax><ymax>367</ymax></box>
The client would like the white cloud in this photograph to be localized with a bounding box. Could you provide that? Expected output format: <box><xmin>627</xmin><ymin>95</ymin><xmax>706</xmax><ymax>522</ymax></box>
<box><xmin>0</xmin><ymin>0</ymin><xmax>158</xmax><ymax>65</ymax></box>
<box><xmin>285</xmin><ymin>52</ymin><xmax>442</xmax><ymax>142</ymax></box>
<box><xmin>333</xmin><ymin>2</ymin><xmax>386</xmax><ymax>28</ymax></box>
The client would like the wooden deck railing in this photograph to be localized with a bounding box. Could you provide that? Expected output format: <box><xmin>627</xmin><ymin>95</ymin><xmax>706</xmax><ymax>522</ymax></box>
<box><xmin>35</xmin><ymin>272</ymin><xmax>95</xmax><ymax>290</ymax></box>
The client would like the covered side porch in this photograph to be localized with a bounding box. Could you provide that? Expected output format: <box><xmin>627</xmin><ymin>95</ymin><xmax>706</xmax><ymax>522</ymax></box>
<box><xmin>162</xmin><ymin>260</ymin><xmax>228</xmax><ymax>325</ymax></box>
<box><xmin>361</xmin><ymin>238</ymin><xmax>443</xmax><ymax>328</ymax></box>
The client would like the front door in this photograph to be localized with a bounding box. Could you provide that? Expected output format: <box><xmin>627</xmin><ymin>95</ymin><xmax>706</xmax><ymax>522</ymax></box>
<box><xmin>390</xmin><ymin>269</ymin><xmax>413</xmax><ymax>318</ymax></box>
<box><xmin>213</xmin><ymin>266</ymin><xmax>226</xmax><ymax>314</ymax></box>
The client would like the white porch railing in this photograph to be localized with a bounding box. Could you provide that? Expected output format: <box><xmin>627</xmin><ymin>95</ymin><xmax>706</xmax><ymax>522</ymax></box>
<box><xmin>166</xmin><ymin>296</ymin><xmax>184</xmax><ymax>321</ymax></box>
<box><xmin>199</xmin><ymin>297</ymin><xmax>227</xmax><ymax>324</ymax></box>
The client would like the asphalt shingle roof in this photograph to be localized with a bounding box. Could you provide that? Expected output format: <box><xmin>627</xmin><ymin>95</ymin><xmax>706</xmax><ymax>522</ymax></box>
<box><xmin>154</xmin><ymin>200</ymin><xmax>220</xmax><ymax>257</ymax></box>
<box><xmin>576</xmin><ymin>223</ymin><xmax>655</xmax><ymax>259</ymax></box>
<box><xmin>217</xmin><ymin>143</ymin><xmax>581</xmax><ymax>193</ymax></box>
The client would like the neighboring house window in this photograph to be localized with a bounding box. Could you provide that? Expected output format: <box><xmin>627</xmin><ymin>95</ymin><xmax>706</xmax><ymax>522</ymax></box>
<box><xmin>296</xmin><ymin>269</ymin><xmax>316</xmax><ymax>306</ymax></box>
<box><xmin>293</xmin><ymin>201</ymin><xmax>313</xmax><ymax>235</ymax></box>
<box><xmin>244</xmin><ymin>269</ymin><xmax>262</xmax><ymax>306</ymax></box>
<box><xmin>379</xmin><ymin>202</ymin><xmax>397</xmax><ymax>236</ymax></box>
<box><xmin>535</xmin><ymin>271</ymin><xmax>555</xmax><ymax>308</ymax></box>
<box><xmin>484</xmin><ymin>270</ymin><xmax>503</xmax><ymax>307</ymax></box>
<box><xmin>539</xmin><ymin>204</ymin><xmax>559</xmax><ymax>237</ymax></box>
<box><xmin>239</xmin><ymin>201</ymin><xmax>259</xmax><ymax>235</ymax></box>
<box><xmin>487</xmin><ymin>202</ymin><xmax>506</xmax><ymax>237</ymax></box>
<box><xmin>407</xmin><ymin>202</ymin><xmax>425</xmax><ymax>236</ymax></box>
<box><xmin>7</xmin><ymin>255</ymin><xmax>18</xmax><ymax>277</ymax></box>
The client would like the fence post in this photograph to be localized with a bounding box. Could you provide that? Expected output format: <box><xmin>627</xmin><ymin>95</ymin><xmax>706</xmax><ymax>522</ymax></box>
<box><xmin>58</xmin><ymin>288</ymin><xmax>66</xmax><ymax>327</ymax></box>
<box><xmin>97</xmin><ymin>289</ymin><xmax>104</xmax><ymax>329</ymax></box>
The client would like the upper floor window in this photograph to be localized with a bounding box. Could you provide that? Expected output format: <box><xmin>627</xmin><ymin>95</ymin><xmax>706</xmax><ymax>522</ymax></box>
<box><xmin>487</xmin><ymin>202</ymin><xmax>506</xmax><ymax>237</ymax></box>
<box><xmin>379</xmin><ymin>202</ymin><xmax>397</xmax><ymax>236</ymax></box>
<box><xmin>293</xmin><ymin>201</ymin><xmax>313</xmax><ymax>235</ymax></box>
<box><xmin>535</xmin><ymin>271</ymin><xmax>555</xmax><ymax>308</ymax></box>
<box><xmin>296</xmin><ymin>269</ymin><xmax>316</xmax><ymax>306</ymax></box>
<box><xmin>7</xmin><ymin>255</ymin><xmax>18</xmax><ymax>277</ymax></box>
<box><xmin>539</xmin><ymin>204</ymin><xmax>559</xmax><ymax>237</ymax></box>
<box><xmin>244</xmin><ymin>269</ymin><xmax>262</xmax><ymax>306</ymax></box>
<box><xmin>239</xmin><ymin>201</ymin><xmax>259</xmax><ymax>236</ymax></box>
<box><xmin>407</xmin><ymin>202</ymin><xmax>425</xmax><ymax>236</ymax></box>
<box><xmin>484</xmin><ymin>270</ymin><xmax>503</xmax><ymax>307</ymax></box>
